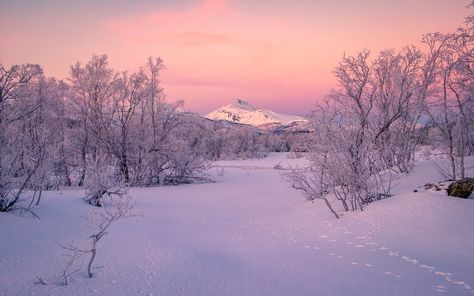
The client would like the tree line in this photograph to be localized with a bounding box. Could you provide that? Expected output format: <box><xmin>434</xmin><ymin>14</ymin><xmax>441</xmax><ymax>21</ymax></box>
<box><xmin>0</xmin><ymin>54</ymin><xmax>301</xmax><ymax>211</ymax></box>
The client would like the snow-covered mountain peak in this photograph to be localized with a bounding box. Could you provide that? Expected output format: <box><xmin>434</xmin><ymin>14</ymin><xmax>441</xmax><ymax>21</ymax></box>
<box><xmin>231</xmin><ymin>99</ymin><xmax>256</xmax><ymax>111</ymax></box>
<box><xmin>205</xmin><ymin>99</ymin><xmax>306</xmax><ymax>127</ymax></box>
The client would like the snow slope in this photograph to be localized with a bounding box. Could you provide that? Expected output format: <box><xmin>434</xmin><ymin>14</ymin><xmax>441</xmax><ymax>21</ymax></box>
<box><xmin>205</xmin><ymin>99</ymin><xmax>306</xmax><ymax>127</ymax></box>
<box><xmin>1</xmin><ymin>154</ymin><xmax>473</xmax><ymax>295</ymax></box>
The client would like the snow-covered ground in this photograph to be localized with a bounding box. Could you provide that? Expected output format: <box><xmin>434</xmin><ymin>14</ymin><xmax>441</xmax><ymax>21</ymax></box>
<box><xmin>1</xmin><ymin>154</ymin><xmax>473</xmax><ymax>295</ymax></box>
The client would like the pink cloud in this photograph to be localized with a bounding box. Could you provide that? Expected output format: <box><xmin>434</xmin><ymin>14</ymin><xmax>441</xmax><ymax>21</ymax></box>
<box><xmin>103</xmin><ymin>0</ymin><xmax>233</xmax><ymax>43</ymax></box>
<box><xmin>164</xmin><ymin>32</ymin><xmax>232</xmax><ymax>46</ymax></box>
<box><xmin>163</xmin><ymin>73</ymin><xmax>242</xmax><ymax>88</ymax></box>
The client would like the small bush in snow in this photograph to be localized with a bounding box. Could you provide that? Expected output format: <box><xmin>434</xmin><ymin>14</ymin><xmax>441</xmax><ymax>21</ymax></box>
<box><xmin>84</xmin><ymin>157</ymin><xmax>126</xmax><ymax>207</ymax></box>
<box><xmin>57</xmin><ymin>194</ymin><xmax>136</xmax><ymax>285</ymax></box>
<box><xmin>273</xmin><ymin>163</ymin><xmax>283</xmax><ymax>170</ymax></box>
<box><xmin>215</xmin><ymin>168</ymin><xmax>225</xmax><ymax>177</ymax></box>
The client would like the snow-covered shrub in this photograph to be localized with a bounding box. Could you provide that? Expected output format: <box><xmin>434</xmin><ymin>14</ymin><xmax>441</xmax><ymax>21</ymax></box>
<box><xmin>160</xmin><ymin>137</ymin><xmax>210</xmax><ymax>185</ymax></box>
<box><xmin>273</xmin><ymin>163</ymin><xmax>283</xmax><ymax>170</ymax></box>
<box><xmin>282</xmin><ymin>167</ymin><xmax>340</xmax><ymax>218</ymax></box>
<box><xmin>84</xmin><ymin>157</ymin><xmax>126</xmax><ymax>207</ymax></box>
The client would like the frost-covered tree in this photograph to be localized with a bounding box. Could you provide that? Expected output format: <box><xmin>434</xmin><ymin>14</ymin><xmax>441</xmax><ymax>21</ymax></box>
<box><xmin>422</xmin><ymin>12</ymin><xmax>474</xmax><ymax>180</ymax></box>
<box><xmin>371</xmin><ymin>47</ymin><xmax>427</xmax><ymax>173</ymax></box>
<box><xmin>69</xmin><ymin>54</ymin><xmax>119</xmax><ymax>186</ymax></box>
<box><xmin>0</xmin><ymin>63</ymin><xmax>64</xmax><ymax>213</ymax></box>
<box><xmin>285</xmin><ymin>8</ymin><xmax>473</xmax><ymax>218</ymax></box>
<box><xmin>66</xmin><ymin>55</ymin><xmax>210</xmax><ymax>195</ymax></box>
<box><xmin>104</xmin><ymin>69</ymin><xmax>149</xmax><ymax>183</ymax></box>
<box><xmin>285</xmin><ymin>47</ymin><xmax>431</xmax><ymax>216</ymax></box>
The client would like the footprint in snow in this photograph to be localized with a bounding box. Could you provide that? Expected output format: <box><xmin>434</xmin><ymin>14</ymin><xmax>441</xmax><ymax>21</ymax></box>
<box><xmin>435</xmin><ymin>271</ymin><xmax>451</xmax><ymax>276</ymax></box>
<box><xmin>402</xmin><ymin>258</ymin><xmax>472</xmax><ymax>293</ymax></box>
<box><xmin>419</xmin><ymin>264</ymin><xmax>435</xmax><ymax>271</ymax></box>
<box><xmin>434</xmin><ymin>285</ymin><xmax>447</xmax><ymax>291</ymax></box>
<box><xmin>401</xmin><ymin>256</ymin><xmax>416</xmax><ymax>263</ymax></box>
<box><xmin>453</xmin><ymin>281</ymin><xmax>465</xmax><ymax>286</ymax></box>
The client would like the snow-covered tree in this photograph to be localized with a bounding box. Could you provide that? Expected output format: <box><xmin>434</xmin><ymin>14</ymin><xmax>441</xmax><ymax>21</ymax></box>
<box><xmin>0</xmin><ymin>63</ymin><xmax>50</xmax><ymax>212</ymax></box>
<box><xmin>422</xmin><ymin>12</ymin><xmax>474</xmax><ymax>180</ymax></box>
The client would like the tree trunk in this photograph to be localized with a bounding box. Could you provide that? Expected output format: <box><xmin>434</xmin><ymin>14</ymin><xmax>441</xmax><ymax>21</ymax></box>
<box><xmin>120</xmin><ymin>127</ymin><xmax>130</xmax><ymax>183</ymax></box>
<box><xmin>87</xmin><ymin>242</ymin><xmax>97</xmax><ymax>278</ymax></box>
<box><xmin>448</xmin><ymin>135</ymin><xmax>456</xmax><ymax>180</ymax></box>
<box><xmin>324</xmin><ymin>198</ymin><xmax>339</xmax><ymax>219</ymax></box>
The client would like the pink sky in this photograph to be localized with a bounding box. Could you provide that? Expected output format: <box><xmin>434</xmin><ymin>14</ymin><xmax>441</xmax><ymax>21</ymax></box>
<box><xmin>0</xmin><ymin>0</ymin><xmax>470</xmax><ymax>115</ymax></box>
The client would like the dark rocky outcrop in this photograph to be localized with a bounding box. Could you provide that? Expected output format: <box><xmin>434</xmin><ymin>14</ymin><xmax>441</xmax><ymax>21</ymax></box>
<box><xmin>447</xmin><ymin>178</ymin><xmax>474</xmax><ymax>199</ymax></box>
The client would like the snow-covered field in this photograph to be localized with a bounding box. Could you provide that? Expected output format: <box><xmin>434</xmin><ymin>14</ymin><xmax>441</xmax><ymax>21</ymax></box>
<box><xmin>1</xmin><ymin>153</ymin><xmax>473</xmax><ymax>295</ymax></box>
